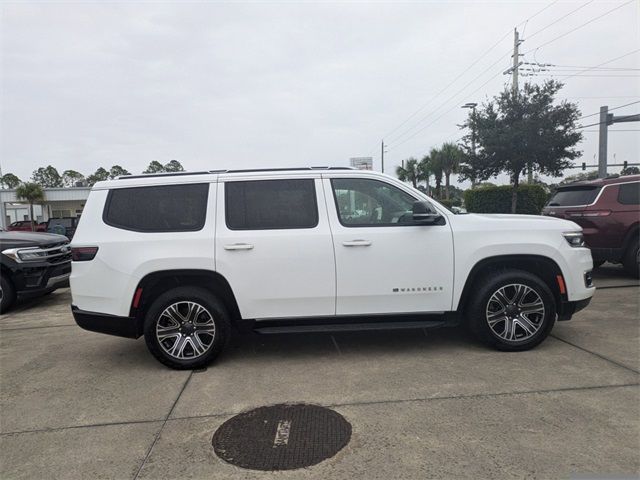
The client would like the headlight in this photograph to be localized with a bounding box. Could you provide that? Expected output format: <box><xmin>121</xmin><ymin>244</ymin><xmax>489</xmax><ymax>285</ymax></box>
<box><xmin>563</xmin><ymin>232</ymin><xmax>585</xmax><ymax>248</ymax></box>
<box><xmin>1</xmin><ymin>247</ymin><xmax>46</xmax><ymax>262</ymax></box>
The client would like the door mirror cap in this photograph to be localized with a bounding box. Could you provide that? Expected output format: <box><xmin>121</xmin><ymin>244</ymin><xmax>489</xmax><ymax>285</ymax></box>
<box><xmin>412</xmin><ymin>201</ymin><xmax>444</xmax><ymax>225</ymax></box>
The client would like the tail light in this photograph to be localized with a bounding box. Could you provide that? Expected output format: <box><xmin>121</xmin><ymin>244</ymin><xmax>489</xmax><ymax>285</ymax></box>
<box><xmin>71</xmin><ymin>247</ymin><xmax>99</xmax><ymax>261</ymax></box>
<box><xmin>566</xmin><ymin>210</ymin><xmax>611</xmax><ymax>217</ymax></box>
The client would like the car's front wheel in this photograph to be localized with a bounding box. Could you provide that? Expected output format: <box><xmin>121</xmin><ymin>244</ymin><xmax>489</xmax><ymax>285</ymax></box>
<box><xmin>0</xmin><ymin>276</ymin><xmax>16</xmax><ymax>314</ymax></box>
<box><xmin>467</xmin><ymin>269</ymin><xmax>556</xmax><ymax>351</ymax></box>
<box><xmin>622</xmin><ymin>239</ymin><xmax>639</xmax><ymax>279</ymax></box>
<box><xmin>143</xmin><ymin>287</ymin><xmax>231</xmax><ymax>369</ymax></box>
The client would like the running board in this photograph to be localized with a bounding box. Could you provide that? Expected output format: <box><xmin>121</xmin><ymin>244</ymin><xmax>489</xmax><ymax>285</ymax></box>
<box><xmin>253</xmin><ymin>318</ymin><xmax>450</xmax><ymax>335</ymax></box>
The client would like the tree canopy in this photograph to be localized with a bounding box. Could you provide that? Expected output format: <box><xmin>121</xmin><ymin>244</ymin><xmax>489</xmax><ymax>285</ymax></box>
<box><xmin>86</xmin><ymin>167</ymin><xmax>110</xmax><ymax>186</ymax></box>
<box><xmin>32</xmin><ymin>165</ymin><xmax>63</xmax><ymax>188</ymax></box>
<box><xmin>461</xmin><ymin>80</ymin><xmax>582</xmax><ymax>212</ymax></box>
<box><xmin>62</xmin><ymin>170</ymin><xmax>85</xmax><ymax>187</ymax></box>
<box><xmin>109</xmin><ymin>165</ymin><xmax>131</xmax><ymax>179</ymax></box>
<box><xmin>1</xmin><ymin>173</ymin><xmax>21</xmax><ymax>189</ymax></box>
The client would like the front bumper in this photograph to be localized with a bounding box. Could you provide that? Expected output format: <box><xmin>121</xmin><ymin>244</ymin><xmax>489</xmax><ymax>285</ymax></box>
<box><xmin>12</xmin><ymin>261</ymin><xmax>71</xmax><ymax>298</ymax></box>
<box><xmin>557</xmin><ymin>297</ymin><xmax>593</xmax><ymax>321</ymax></box>
<box><xmin>72</xmin><ymin>305</ymin><xmax>142</xmax><ymax>339</ymax></box>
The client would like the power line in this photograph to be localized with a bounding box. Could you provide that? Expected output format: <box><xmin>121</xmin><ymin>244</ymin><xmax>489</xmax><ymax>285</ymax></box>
<box><xmin>582</xmin><ymin>129</ymin><xmax>640</xmax><ymax>132</ymax></box>
<box><xmin>578</xmin><ymin>101</ymin><xmax>640</xmax><ymax>120</ymax></box>
<box><xmin>558</xmin><ymin>49</ymin><xmax>640</xmax><ymax>80</ymax></box>
<box><xmin>524</xmin><ymin>0</ymin><xmax>595</xmax><ymax>40</ymax></box>
<box><xmin>526</xmin><ymin>74</ymin><xmax>640</xmax><ymax>78</ymax></box>
<box><xmin>382</xmin><ymin>31</ymin><xmax>512</xmax><ymax>142</ymax></box>
<box><xmin>386</xmin><ymin>51</ymin><xmax>511</xmax><ymax>147</ymax></box>
<box><xmin>522</xmin><ymin>0</ymin><xmax>635</xmax><ymax>55</ymax></box>
<box><xmin>520</xmin><ymin>0</ymin><xmax>561</xmax><ymax>38</ymax></box>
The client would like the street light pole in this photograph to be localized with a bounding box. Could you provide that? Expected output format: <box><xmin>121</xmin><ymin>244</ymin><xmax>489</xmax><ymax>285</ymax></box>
<box><xmin>462</xmin><ymin>102</ymin><xmax>478</xmax><ymax>188</ymax></box>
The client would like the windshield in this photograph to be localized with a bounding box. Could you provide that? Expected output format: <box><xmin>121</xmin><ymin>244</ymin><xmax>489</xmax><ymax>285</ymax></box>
<box><xmin>547</xmin><ymin>186</ymin><xmax>600</xmax><ymax>207</ymax></box>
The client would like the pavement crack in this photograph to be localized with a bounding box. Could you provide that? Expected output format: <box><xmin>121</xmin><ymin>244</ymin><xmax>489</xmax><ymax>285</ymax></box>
<box><xmin>132</xmin><ymin>371</ymin><xmax>194</xmax><ymax>480</ymax></box>
<box><xmin>550</xmin><ymin>334</ymin><xmax>640</xmax><ymax>375</ymax></box>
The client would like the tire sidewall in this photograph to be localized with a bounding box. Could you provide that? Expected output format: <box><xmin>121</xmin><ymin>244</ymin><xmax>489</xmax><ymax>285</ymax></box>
<box><xmin>143</xmin><ymin>287</ymin><xmax>230</xmax><ymax>369</ymax></box>
<box><xmin>0</xmin><ymin>276</ymin><xmax>16</xmax><ymax>314</ymax></box>
<box><xmin>469</xmin><ymin>270</ymin><xmax>556</xmax><ymax>351</ymax></box>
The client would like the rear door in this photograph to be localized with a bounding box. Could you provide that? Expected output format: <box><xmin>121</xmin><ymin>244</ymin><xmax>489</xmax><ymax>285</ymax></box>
<box><xmin>215</xmin><ymin>175</ymin><xmax>335</xmax><ymax>320</ymax></box>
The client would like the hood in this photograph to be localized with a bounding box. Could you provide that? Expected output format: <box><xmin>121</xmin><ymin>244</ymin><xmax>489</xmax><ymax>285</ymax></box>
<box><xmin>457</xmin><ymin>213</ymin><xmax>581</xmax><ymax>232</ymax></box>
<box><xmin>0</xmin><ymin>231</ymin><xmax>69</xmax><ymax>249</ymax></box>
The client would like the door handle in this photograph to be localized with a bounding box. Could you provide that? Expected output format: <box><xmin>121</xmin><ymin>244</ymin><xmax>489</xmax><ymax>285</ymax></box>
<box><xmin>342</xmin><ymin>240</ymin><xmax>372</xmax><ymax>247</ymax></box>
<box><xmin>224</xmin><ymin>243</ymin><xmax>254</xmax><ymax>251</ymax></box>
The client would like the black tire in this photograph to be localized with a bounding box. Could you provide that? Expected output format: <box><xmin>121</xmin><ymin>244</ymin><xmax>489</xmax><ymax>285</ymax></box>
<box><xmin>622</xmin><ymin>239</ymin><xmax>639</xmax><ymax>279</ymax></box>
<box><xmin>143</xmin><ymin>287</ymin><xmax>231</xmax><ymax>370</ymax></box>
<box><xmin>0</xmin><ymin>275</ymin><xmax>16</xmax><ymax>314</ymax></box>
<box><xmin>467</xmin><ymin>269</ymin><xmax>556</xmax><ymax>352</ymax></box>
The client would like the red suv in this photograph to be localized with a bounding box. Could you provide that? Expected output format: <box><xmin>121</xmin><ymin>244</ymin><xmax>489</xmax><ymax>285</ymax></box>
<box><xmin>7</xmin><ymin>221</ymin><xmax>47</xmax><ymax>232</ymax></box>
<box><xmin>543</xmin><ymin>175</ymin><xmax>639</xmax><ymax>277</ymax></box>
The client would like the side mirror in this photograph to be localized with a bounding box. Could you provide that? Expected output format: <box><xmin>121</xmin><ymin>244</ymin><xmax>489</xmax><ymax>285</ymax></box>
<box><xmin>412</xmin><ymin>201</ymin><xmax>444</xmax><ymax>225</ymax></box>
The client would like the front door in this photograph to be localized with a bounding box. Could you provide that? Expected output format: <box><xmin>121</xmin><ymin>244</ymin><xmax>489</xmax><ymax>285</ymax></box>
<box><xmin>323</xmin><ymin>176</ymin><xmax>454</xmax><ymax>315</ymax></box>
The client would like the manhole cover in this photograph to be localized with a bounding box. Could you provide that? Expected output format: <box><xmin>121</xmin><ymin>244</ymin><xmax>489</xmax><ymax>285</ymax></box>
<box><xmin>212</xmin><ymin>403</ymin><xmax>351</xmax><ymax>471</ymax></box>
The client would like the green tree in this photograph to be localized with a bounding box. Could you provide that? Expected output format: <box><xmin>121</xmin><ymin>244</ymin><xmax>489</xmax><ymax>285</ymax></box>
<box><xmin>16</xmin><ymin>183</ymin><xmax>45</xmax><ymax>231</ymax></box>
<box><xmin>621</xmin><ymin>166</ymin><xmax>640</xmax><ymax>176</ymax></box>
<box><xmin>164</xmin><ymin>160</ymin><xmax>184</xmax><ymax>172</ymax></box>
<box><xmin>0</xmin><ymin>173</ymin><xmax>21</xmax><ymax>189</ymax></box>
<box><xmin>62</xmin><ymin>170</ymin><xmax>84</xmax><ymax>187</ymax></box>
<box><xmin>109</xmin><ymin>165</ymin><xmax>131</xmax><ymax>179</ymax></box>
<box><xmin>86</xmin><ymin>167</ymin><xmax>110</xmax><ymax>186</ymax></box>
<box><xmin>395</xmin><ymin>157</ymin><xmax>422</xmax><ymax>188</ymax></box>
<box><xmin>463</xmin><ymin>80</ymin><xmax>582</xmax><ymax>212</ymax></box>
<box><xmin>32</xmin><ymin>165</ymin><xmax>63</xmax><ymax>188</ymax></box>
<box><xmin>143</xmin><ymin>161</ymin><xmax>165</xmax><ymax>174</ymax></box>
<box><xmin>439</xmin><ymin>142</ymin><xmax>464</xmax><ymax>200</ymax></box>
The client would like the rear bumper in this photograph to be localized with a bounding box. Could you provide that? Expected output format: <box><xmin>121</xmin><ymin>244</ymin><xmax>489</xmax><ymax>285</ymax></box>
<box><xmin>558</xmin><ymin>297</ymin><xmax>593</xmax><ymax>321</ymax></box>
<box><xmin>71</xmin><ymin>305</ymin><xmax>142</xmax><ymax>339</ymax></box>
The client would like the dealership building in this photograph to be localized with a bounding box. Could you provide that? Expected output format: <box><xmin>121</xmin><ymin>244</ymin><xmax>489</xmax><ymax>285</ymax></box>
<box><xmin>0</xmin><ymin>187</ymin><xmax>91</xmax><ymax>229</ymax></box>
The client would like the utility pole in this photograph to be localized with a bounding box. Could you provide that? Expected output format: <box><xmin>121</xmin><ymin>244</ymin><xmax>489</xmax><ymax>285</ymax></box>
<box><xmin>597</xmin><ymin>105</ymin><xmax>639</xmax><ymax>178</ymax></box>
<box><xmin>381</xmin><ymin>140</ymin><xmax>386</xmax><ymax>173</ymax></box>
<box><xmin>512</xmin><ymin>28</ymin><xmax>520</xmax><ymax>96</ymax></box>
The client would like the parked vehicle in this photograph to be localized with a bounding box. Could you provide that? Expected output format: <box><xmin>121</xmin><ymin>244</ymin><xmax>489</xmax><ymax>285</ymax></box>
<box><xmin>46</xmin><ymin>217</ymin><xmax>79</xmax><ymax>239</ymax></box>
<box><xmin>70</xmin><ymin>168</ymin><xmax>595</xmax><ymax>369</ymax></box>
<box><xmin>6</xmin><ymin>220</ymin><xmax>47</xmax><ymax>232</ymax></box>
<box><xmin>543</xmin><ymin>175</ymin><xmax>639</xmax><ymax>277</ymax></box>
<box><xmin>0</xmin><ymin>231</ymin><xmax>72</xmax><ymax>313</ymax></box>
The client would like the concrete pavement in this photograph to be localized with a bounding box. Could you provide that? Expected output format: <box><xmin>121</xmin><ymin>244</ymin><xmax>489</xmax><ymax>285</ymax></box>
<box><xmin>1</xmin><ymin>283</ymin><xmax>638</xmax><ymax>479</ymax></box>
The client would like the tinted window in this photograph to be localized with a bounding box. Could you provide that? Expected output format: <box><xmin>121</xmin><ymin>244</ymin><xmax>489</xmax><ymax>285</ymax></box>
<box><xmin>331</xmin><ymin>178</ymin><xmax>424</xmax><ymax>227</ymax></box>
<box><xmin>49</xmin><ymin>218</ymin><xmax>73</xmax><ymax>227</ymax></box>
<box><xmin>104</xmin><ymin>183</ymin><xmax>209</xmax><ymax>232</ymax></box>
<box><xmin>547</xmin><ymin>186</ymin><xmax>600</xmax><ymax>207</ymax></box>
<box><xmin>618</xmin><ymin>182</ymin><xmax>640</xmax><ymax>205</ymax></box>
<box><xmin>225</xmin><ymin>179</ymin><xmax>318</xmax><ymax>230</ymax></box>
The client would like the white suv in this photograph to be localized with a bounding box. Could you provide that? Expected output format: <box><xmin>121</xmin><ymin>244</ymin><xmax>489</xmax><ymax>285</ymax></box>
<box><xmin>70</xmin><ymin>168</ymin><xmax>595</xmax><ymax>369</ymax></box>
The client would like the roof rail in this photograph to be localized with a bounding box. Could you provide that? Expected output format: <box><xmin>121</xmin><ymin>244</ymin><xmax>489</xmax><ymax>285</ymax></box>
<box><xmin>221</xmin><ymin>166</ymin><xmax>353</xmax><ymax>174</ymax></box>
<box><xmin>118</xmin><ymin>171</ymin><xmax>212</xmax><ymax>180</ymax></box>
<box><xmin>118</xmin><ymin>166</ymin><xmax>354</xmax><ymax>180</ymax></box>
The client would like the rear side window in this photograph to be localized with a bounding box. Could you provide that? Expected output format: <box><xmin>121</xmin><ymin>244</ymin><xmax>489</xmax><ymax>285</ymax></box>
<box><xmin>104</xmin><ymin>183</ymin><xmax>209</xmax><ymax>232</ymax></box>
<box><xmin>225</xmin><ymin>179</ymin><xmax>318</xmax><ymax>230</ymax></box>
<box><xmin>617</xmin><ymin>182</ymin><xmax>640</xmax><ymax>205</ymax></box>
<box><xmin>547</xmin><ymin>186</ymin><xmax>600</xmax><ymax>207</ymax></box>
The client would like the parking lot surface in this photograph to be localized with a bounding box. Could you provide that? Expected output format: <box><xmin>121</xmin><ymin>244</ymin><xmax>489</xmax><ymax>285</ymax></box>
<box><xmin>1</xmin><ymin>272</ymin><xmax>638</xmax><ymax>479</ymax></box>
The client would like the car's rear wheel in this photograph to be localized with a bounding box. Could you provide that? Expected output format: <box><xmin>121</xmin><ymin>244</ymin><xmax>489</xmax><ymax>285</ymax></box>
<box><xmin>622</xmin><ymin>239</ymin><xmax>639</xmax><ymax>279</ymax></box>
<box><xmin>467</xmin><ymin>269</ymin><xmax>556</xmax><ymax>351</ymax></box>
<box><xmin>0</xmin><ymin>276</ymin><xmax>16</xmax><ymax>314</ymax></box>
<box><xmin>143</xmin><ymin>287</ymin><xmax>231</xmax><ymax>369</ymax></box>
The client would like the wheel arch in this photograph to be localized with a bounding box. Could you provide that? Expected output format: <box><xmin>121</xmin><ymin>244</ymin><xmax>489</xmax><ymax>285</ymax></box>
<box><xmin>456</xmin><ymin>255</ymin><xmax>566</xmax><ymax>313</ymax></box>
<box><xmin>130</xmin><ymin>269</ymin><xmax>242</xmax><ymax>335</ymax></box>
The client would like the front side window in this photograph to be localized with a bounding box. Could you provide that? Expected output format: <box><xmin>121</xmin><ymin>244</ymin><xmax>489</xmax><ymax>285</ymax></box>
<box><xmin>617</xmin><ymin>182</ymin><xmax>640</xmax><ymax>205</ymax></box>
<box><xmin>331</xmin><ymin>178</ymin><xmax>426</xmax><ymax>227</ymax></box>
<box><xmin>103</xmin><ymin>183</ymin><xmax>209</xmax><ymax>232</ymax></box>
<box><xmin>225</xmin><ymin>179</ymin><xmax>318</xmax><ymax>230</ymax></box>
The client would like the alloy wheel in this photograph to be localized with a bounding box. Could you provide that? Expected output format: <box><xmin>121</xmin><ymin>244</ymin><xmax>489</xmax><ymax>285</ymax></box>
<box><xmin>156</xmin><ymin>301</ymin><xmax>216</xmax><ymax>360</ymax></box>
<box><xmin>485</xmin><ymin>283</ymin><xmax>545</xmax><ymax>342</ymax></box>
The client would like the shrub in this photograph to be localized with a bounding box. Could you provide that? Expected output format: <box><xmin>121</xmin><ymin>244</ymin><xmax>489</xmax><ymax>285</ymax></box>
<box><xmin>463</xmin><ymin>184</ymin><xmax>547</xmax><ymax>215</ymax></box>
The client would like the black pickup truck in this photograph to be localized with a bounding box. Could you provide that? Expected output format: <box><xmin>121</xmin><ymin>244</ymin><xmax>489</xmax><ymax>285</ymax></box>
<box><xmin>0</xmin><ymin>231</ymin><xmax>71</xmax><ymax>313</ymax></box>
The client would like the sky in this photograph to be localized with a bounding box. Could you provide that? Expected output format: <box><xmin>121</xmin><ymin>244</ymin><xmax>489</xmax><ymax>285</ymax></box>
<box><xmin>1</xmin><ymin>0</ymin><xmax>638</xmax><ymax>187</ymax></box>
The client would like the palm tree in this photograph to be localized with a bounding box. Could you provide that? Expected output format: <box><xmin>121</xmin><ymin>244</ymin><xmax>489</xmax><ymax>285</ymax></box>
<box><xmin>16</xmin><ymin>183</ymin><xmax>45</xmax><ymax>231</ymax></box>
<box><xmin>395</xmin><ymin>157</ymin><xmax>422</xmax><ymax>188</ymax></box>
<box><xmin>427</xmin><ymin>148</ymin><xmax>443</xmax><ymax>199</ymax></box>
<box><xmin>439</xmin><ymin>142</ymin><xmax>464</xmax><ymax>200</ymax></box>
